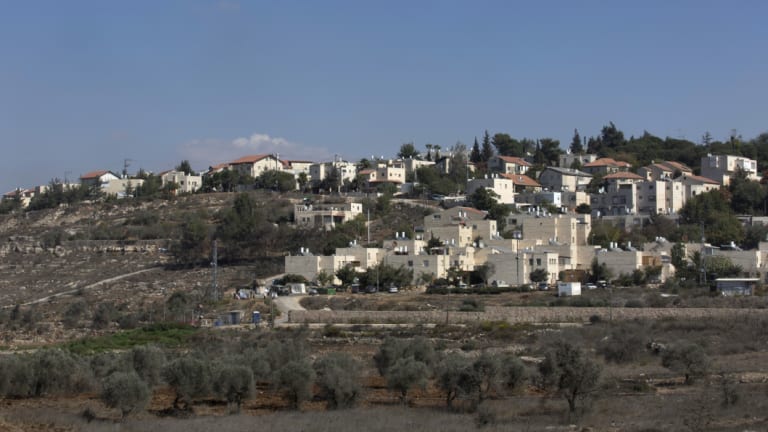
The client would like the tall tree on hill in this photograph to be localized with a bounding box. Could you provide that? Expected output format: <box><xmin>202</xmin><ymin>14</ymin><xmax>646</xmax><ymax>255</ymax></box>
<box><xmin>600</xmin><ymin>122</ymin><xmax>626</xmax><ymax>151</ymax></box>
<box><xmin>538</xmin><ymin>138</ymin><xmax>562</xmax><ymax>166</ymax></box>
<box><xmin>481</xmin><ymin>130</ymin><xmax>495</xmax><ymax>162</ymax></box>
<box><xmin>470</xmin><ymin>137</ymin><xmax>482</xmax><ymax>163</ymax></box>
<box><xmin>398</xmin><ymin>142</ymin><xmax>420</xmax><ymax>159</ymax></box>
<box><xmin>570</xmin><ymin>129</ymin><xmax>583</xmax><ymax>154</ymax></box>
<box><xmin>176</xmin><ymin>160</ymin><xmax>193</xmax><ymax>175</ymax></box>
<box><xmin>492</xmin><ymin>133</ymin><xmax>523</xmax><ymax>157</ymax></box>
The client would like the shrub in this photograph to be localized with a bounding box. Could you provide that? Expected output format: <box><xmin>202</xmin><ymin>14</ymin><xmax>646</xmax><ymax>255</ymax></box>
<box><xmin>598</xmin><ymin>323</ymin><xmax>646</xmax><ymax>364</ymax></box>
<box><xmin>213</xmin><ymin>364</ymin><xmax>255</xmax><ymax>414</ymax></box>
<box><xmin>101</xmin><ymin>372</ymin><xmax>150</xmax><ymax>419</ymax></box>
<box><xmin>661</xmin><ymin>341</ymin><xmax>709</xmax><ymax>384</ymax></box>
<box><xmin>314</xmin><ymin>352</ymin><xmax>362</xmax><ymax>409</ymax></box>
<box><xmin>458</xmin><ymin>298</ymin><xmax>484</xmax><ymax>312</ymax></box>
<box><xmin>374</xmin><ymin>337</ymin><xmax>436</xmax><ymax>376</ymax></box>
<box><xmin>538</xmin><ymin>340</ymin><xmax>601</xmax><ymax>414</ymax></box>
<box><xmin>277</xmin><ymin>359</ymin><xmax>316</xmax><ymax>409</ymax></box>
<box><xmin>130</xmin><ymin>345</ymin><xmax>166</xmax><ymax>387</ymax></box>
<box><xmin>386</xmin><ymin>356</ymin><xmax>429</xmax><ymax>405</ymax></box>
<box><xmin>163</xmin><ymin>356</ymin><xmax>211</xmax><ymax>410</ymax></box>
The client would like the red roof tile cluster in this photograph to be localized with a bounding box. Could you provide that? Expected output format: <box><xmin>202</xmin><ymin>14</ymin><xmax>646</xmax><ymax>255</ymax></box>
<box><xmin>80</xmin><ymin>170</ymin><xmax>112</xmax><ymax>179</ymax></box>
<box><xmin>583</xmin><ymin>157</ymin><xmax>631</xmax><ymax>168</ymax></box>
<box><xmin>499</xmin><ymin>173</ymin><xmax>541</xmax><ymax>187</ymax></box>
<box><xmin>497</xmin><ymin>156</ymin><xmax>531</xmax><ymax>166</ymax></box>
<box><xmin>230</xmin><ymin>154</ymin><xmax>272</xmax><ymax>164</ymax></box>
<box><xmin>603</xmin><ymin>172</ymin><xmax>645</xmax><ymax>180</ymax></box>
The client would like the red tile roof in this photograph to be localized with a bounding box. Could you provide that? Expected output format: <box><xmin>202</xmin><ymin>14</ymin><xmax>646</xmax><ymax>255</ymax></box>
<box><xmin>231</xmin><ymin>154</ymin><xmax>273</xmax><ymax>164</ymax></box>
<box><xmin>583</xmin><ymin>157</ymin><xmax>631</xmax><ymax>168</ymax></box>
<box><xmin>603</xmin><ymin>172</ymin><xmax>645</xmax><ymax>180</ymax></box>
<box><xmin>499</xmin><ymin>173</ymin><xmax>541</xmax><ymax>187</ymax></box>
<box><xmin>685</xmin><ymin>175</ymin><xmax>720</xmax><ymax>185</ymax></box>
<box><xmin>358</xmin><ymin>169</ymin><xmax>374</xmax><ymax>175</ymax></box>
<box><xmin>498</xmin><ymin>156</ymin><xmax>531</xmax><ymax>166</ymax></box>
<box><xmin>80</xmin><ymin>170</ymin><xmax>112</xmax><ymax>179</ymax></box>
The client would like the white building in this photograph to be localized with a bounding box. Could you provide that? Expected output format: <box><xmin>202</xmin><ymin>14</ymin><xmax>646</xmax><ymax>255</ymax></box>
<box><xmin>700</xmin><ymin>154</ymin><xmax>759</xmax><ymax>185</ymax></box>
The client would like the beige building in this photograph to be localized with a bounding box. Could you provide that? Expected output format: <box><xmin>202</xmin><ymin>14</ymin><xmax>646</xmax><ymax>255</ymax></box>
<box><xmin>637</xmin><ymin>161</ymin><xmax>693</xmax><ymax>181</ymax></box>
<box><xmin>102</xmin><ymin>178</ymin><xmax>145</xmax><ymax>197</ymax></box>
<box><xmin>559</xmin><ymin>152</ymin><xmax>598</xmax><ymax>169</ymax></box>
<box><xmin>538</xmin><ymin>167</ymin><xmax>592</xmax><ymax>192</ymax></box>
<box><xmin>359</xmin><ymin>160</ymin><xmax>406</xmax><ymax>186</ymax></box>
<box><xmin>160</xmin><ymin>170</ymin><xmax>202</xmax><ymax>194</ymax></box>
<box><xmin>700</xmin><ymin>154</ymin><xmax>759</xmax><ymax>185</ymax></box>
<box><xmin>488</xmin><ymin>155</ymin><xmax>531</xmax><ymax>175</ymax></box>
<box><xmin>309</xmin><ymin>160</ymin><xmax>357</xmax><ymax>186</ymax></box>
<box><xmin>467</xmin><ymin>176</ymin><xmax>517</xmax><ymax>204</ymax></box>
<box><xmin>581</xmin><ymin>157</ymin><xmax>632</xmax><ymax>176</ymax></box>
<box><xmin>80</xmin><ymin>170</ymin><xmax>121</xmax><ymax>189</ymax></box>
<box><xmin>230</xmin><ymin>154</ymin><xmax>282</xmax><ymax>178</ymax></box>
<box><xmin>294</xmin><ymin>201</ymin><xmax>363</xmax><ymax>229</ymax></box>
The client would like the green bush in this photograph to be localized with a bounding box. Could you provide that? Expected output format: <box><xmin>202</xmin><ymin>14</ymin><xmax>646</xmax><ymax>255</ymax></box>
<box><xmin>101</xmin><ymin>371</ymin><xmax>150</xmax><ymax>419</ymax></box>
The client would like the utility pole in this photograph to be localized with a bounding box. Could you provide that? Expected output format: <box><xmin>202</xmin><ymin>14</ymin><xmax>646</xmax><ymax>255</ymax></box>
<box><xmin>123</xmin><ymin>158</ymin><xmax>132</xmax><ymax>179</ymax></box>
<box><xmin>367</xmin><ymin>208</ymin><xmax>371</xmax><ymax>244</ymax></box>
<box><xmin>211</xmin><ymin>239</ymin><xmax>218</xmax><ymax>300</ymax></box>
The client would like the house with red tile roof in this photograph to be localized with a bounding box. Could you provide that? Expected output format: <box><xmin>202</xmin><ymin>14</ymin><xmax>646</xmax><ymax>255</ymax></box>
<box><xmin>229</xmin><ymin>154</ymin><xmax>282</xmax><ymax>178</ymax></box>
<box><xmin>80</xmin><ymin>170</ymin><xmax>120</xmax><ymax>188</ymax></box>
<box><xmin>488</xmin><ymin>155</ymin><xmax>531</xmax><ymax>175</ymax></box>
<box><xmin>581</xmin><ymin>157</ymin><xmax>632</xmax><ymax>176</ymax></box>
<box><xmin>637</xmin><ymin>161</ymin><xmax>693</xmax><ymax>181</ymax></box>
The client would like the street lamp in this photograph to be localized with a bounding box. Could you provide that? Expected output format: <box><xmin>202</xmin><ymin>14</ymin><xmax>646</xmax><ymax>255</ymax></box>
<box><xmin>514</xmin><ymin>231</ymin><xmax>523</xmax><ymax>287</ymax></box>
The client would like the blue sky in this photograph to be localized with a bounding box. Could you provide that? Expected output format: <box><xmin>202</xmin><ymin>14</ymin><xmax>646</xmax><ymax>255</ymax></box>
<box><xmin>1</xmin><ymin>0</ymin><xmax>766</xmax><ymax>193</ymax></box>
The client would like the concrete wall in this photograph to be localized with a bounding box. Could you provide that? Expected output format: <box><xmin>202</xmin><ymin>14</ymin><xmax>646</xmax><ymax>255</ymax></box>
<box><xmin>289</xmin><ymin>306</ymin><xmax>768</xmax><ymax>325</ymax></box>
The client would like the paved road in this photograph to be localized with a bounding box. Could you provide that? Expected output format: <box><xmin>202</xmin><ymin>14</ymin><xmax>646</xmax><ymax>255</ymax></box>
<box><xmin>273</xmin><ymin>295</ymin><xmax>306</xmax><ymax>326</ymax></box>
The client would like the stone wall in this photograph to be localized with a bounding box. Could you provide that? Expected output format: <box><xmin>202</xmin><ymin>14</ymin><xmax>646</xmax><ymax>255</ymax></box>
<box><xmin>288</xmin><ymin>306</ymin><xmax>768</xmax><ymax>325</ymax></box>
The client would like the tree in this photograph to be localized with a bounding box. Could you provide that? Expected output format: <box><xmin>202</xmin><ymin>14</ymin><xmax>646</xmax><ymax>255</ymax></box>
<box><xmin>335</xmin><ymin>265</ymin><xmax>359</xmax><ymax>287</ymax></box>
<box><xmin>386</xmin><ymin>356</ymin><xmax>429</xmax><ymax>405</ymax></box>
<box><xmin>529</xmin><ymin>268</ymin><xmax>549</xmax><ymax>284</ymax></box>
<box><xmin>662</xmin><ymin>341</ymin><xmax>709</xmax><ymax>384</ymax></box>
<box><xmin>374</xmin><ymin>337</ymin><xmax>436</xmax><ymax>376</ymax></box>
<box><xmin>539</xmin><ymin>340</ymin><xmax>601</xmax><ymax>414</ymax></box>
<box><xmin>257</xmin><ymin>170</ymin><xmax>296</xmax><ymax>192</ymax></box>
<box><xmin>163</xmin><ymin>357</ymin><xmax>211</xmax><ymax>411</ymax></box>
<box><xmin>398</xmin><ymin>142</ymin><xmax>420</xmax><ymax>159</ymax></box>
<box><xmin>172</xmin><ymin>212</ymin><xmax>210</xmax><ymax>266</ymax></box>
<box><xmin>470</xmin><ymin>137</ymin><xmax>482</xmax><ymax>164</ymax></box>
<box><xmin>475</xmin><ymin>263</ymin><xmax>495</xmax><ymax>287</ymax></box>
<box><xmin>570</xmin><ymin>129</ymin><xmax>584</xmax><ymax>154</ymax></box>
<box><xmin>101</xmin><ymin>372</ymin><xmax>150</xmax><ymax>419</ymax></box>
<box><xmin>213</xmin><ymin>365</ymin><xmax>255</xmax><ymax>414</ymax></box>
<box><xmin>470</xmin><ymin>188</ymin><xmax>499</xmax><ymax>212</ymax></box>
<box><xmin>277</xmin><ymin>359</ymin><xmax>316</xmax><ymax>409</ymax></box>
<box><xmin>492</xmin><ymin>133</ymin><xmax>523</xmax><ymax>157</ymax></box>
<box><xmin>575</xmin><ymin>203</ymin><xmax>591</xmax><ymax>214</ymax></box>
<box><xmin>436</xmin><ymin>353</ymin><xmax>477</xmax><ymax>409</ymax></box>
<box><xmin>316</xmin><ymin>270</ymin><xmax>333</xmax><ymax>287</ymax></box>
<box><xmin>314</xmin><ymin>352</ymin><xmax>362</xmax><ymax>409</ymax></box>
<box><xmin>130</xmin><ymin>345</ymin><xmax>166</xmax><ymax>387</ymax></box>
<box><xmin>176</xmin><ymin>160</ymin><xmax>193</xmax><ymax>175</ymax></box>
<box><xmin>481</xmin><ymin>130</ymin><xmax>495</xmax><ymax>162</ymax></box>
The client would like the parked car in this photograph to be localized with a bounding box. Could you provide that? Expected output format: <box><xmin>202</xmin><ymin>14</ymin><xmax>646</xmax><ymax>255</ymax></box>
<box><xmin>365</xmin><ymin>285</ymin><xmax>378</xmax><ymax>294</ymax></box>
<box><xmin>308</xmin><ymin>288</ymin><xmax>318</xmax><ymax>296</ymax></box>
<box><xmin>537</xmin><ymin>282</ymin><xmax>549</xmax><ymax>291</ymax></box>
<box><xmin>387</xmin><ymin>286</ymin><xmax>399</xmax><ymax>293</ymax></box>
<box><xmin>585</xmin><ymin>283</ymin><xmax>598</xmax><ymax>290</ymax></box>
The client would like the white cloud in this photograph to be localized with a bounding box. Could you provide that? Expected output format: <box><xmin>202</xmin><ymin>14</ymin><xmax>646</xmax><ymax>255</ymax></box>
<box><xmin>179</xmin><ymin>132</ymin><xmax>332</xmax><ymax>170</ymax></box>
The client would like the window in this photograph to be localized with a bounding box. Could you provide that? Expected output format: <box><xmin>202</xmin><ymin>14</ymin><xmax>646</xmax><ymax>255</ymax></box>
<box><xmin>423</xmin><ymin>260</ymin><xmax>429</xmax><ymax>267</ymax></box>
<box><xmin>536</xmin><ymin>258</ymin><xmax>542</xmax><ymax>266</ymax></box>
<box><xmin>407</xmin><ymin>260</ymin><xmax>413</xmax><ymax>267</ymax></box>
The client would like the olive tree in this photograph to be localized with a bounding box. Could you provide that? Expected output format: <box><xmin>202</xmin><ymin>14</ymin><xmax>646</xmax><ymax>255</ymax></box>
<box><xmin>163</xmin><ymin>357</ymin><xmax>211</xmax><ymax>411</ymax></box>
<box><xmin>539</xmin><ymin>340</ymin><xmax>601</xmax><ymax>414</ymax></box>
<box><xmin>277</xmin><ymin>359</ymin><xmax>316</xmax><ymax>409</ymax></box>
<box><xmin>213</xmin><ymin>364</ymin><xmax>255</xmax><ymax>414</ymax></box>
<box><xmin>662</xmin><ymin>341</ymin><xmax>710</xmax><ymax>384</ymax></box>
<box><xmin>314</xmin><ymin>352</ymin><xmax>362</xmax><ymax>409</ymax></box>
<box><xmin>101</xmin><ymin>372</ymin><xmax>151</xmax><ymax>419</ymax></box>
<box><xmin>386</xmin><ymin>356</ymin><xmax>429</xmax><ymax>405</ymax></box>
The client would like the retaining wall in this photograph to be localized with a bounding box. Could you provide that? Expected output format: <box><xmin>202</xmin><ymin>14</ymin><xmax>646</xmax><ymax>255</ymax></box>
<box><xmin>288</xmin><ymin>306</ymin><xmax>768</xmax><ymax>325</ymax></box>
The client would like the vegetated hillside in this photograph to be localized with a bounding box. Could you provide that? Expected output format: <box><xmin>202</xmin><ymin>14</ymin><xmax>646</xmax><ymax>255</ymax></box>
<box><xmin>0</xmin><ymin>191</ymin><xmax>431</xmax><ymax>347</ymax></box>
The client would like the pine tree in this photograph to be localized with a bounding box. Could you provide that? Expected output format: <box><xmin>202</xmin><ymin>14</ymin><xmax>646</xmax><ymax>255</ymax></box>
<box><xmin>570</xmin><ymin>129</ymin><xmax>583</xmax><ymax>154</ymax></box>
<box><xmin>481</xmin><ymin>130</ymin><xmax>495</xmax><ymax>162</ymax></box>
<box><xmin>470</xmin><ymin>137</ymin><xmax>481</xmax><ymax>163</ymax></box>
